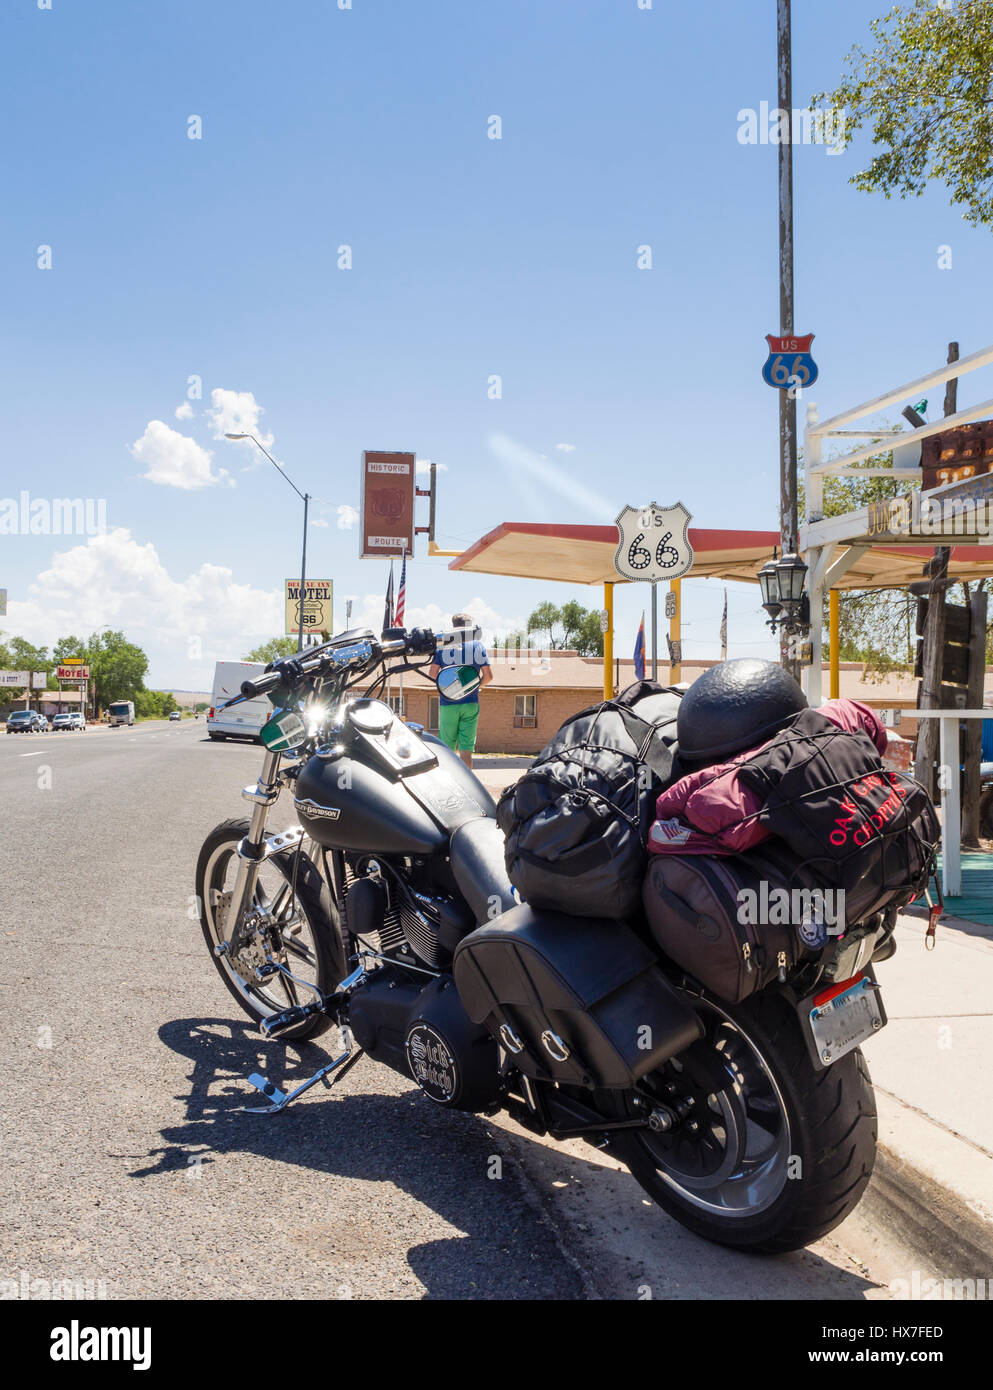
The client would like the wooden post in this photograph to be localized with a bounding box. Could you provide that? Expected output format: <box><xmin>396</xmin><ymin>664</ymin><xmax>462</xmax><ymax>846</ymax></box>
<box><xmin>962</xmin><ymin>588</ymin><xmax>988</xmax><ymax>845</ymax></box>
<box><xmin>914</xmin><ymin>342</ymin><xmax>959</xmax><ymax>795</ymax></box>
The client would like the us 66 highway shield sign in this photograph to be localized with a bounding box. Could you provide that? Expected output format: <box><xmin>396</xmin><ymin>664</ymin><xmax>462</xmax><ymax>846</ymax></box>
<box><xmin>762</xmin><ymin>333</ymin><xmax>819</xmax><ymax>390</ymax></box>
<box><xmin>614</xmin><ymin>503</ymin><xmax>693</xmax><ymax>583</ymax></box>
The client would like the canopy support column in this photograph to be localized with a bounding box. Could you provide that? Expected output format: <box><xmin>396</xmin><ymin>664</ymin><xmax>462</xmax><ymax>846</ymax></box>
<box><xmin>603</xmin><ymin>582</ymin><xmax>614</xmax><ymax>700</ymax></box>
<box><xmin>829</xmin><ymin>588</ymin><xmax>840</xmax><ymax>699</ymax></box>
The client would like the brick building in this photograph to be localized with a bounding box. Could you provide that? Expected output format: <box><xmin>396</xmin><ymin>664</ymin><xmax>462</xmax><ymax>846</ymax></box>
<box><xmin>377</xmin><ymin>650</ymin><xmax>993</xmax><ymax>756</ymax></box>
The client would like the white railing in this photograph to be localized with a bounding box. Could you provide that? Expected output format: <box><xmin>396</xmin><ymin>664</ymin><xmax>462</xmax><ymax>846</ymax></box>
<box><xmin>798</xmin><ymin>344</ymin><xmax>993</xmax><ymax>709</ymax></box>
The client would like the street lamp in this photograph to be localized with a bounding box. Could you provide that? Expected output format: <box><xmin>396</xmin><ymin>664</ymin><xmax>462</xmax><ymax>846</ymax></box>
<box><xmin>225</xmin><ymin>433</ymin><xmax>310</xmax><ymax>652</ymax></box>
<box><xmin>759</xmin><ymin>551</ymin><xmax>809</xmax><ymax>633</ymax></box>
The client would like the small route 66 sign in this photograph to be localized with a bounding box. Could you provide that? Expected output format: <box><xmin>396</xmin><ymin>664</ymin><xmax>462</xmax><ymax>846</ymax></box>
<box><xmin>761</xmin><ymin>333</ymin><xmax>819</xmax><ymax>390</ymax></box>
<box><xmin>614</xmin><ymin>502</ymin><xmax>693</xmax><ymax>584</ymax></box>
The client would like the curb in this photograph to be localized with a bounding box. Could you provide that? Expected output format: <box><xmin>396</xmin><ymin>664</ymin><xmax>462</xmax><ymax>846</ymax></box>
<box><xmin>861</xmin><ymin>1088</ymin><xmax>993</xmax><ymax>1278</ymax></box>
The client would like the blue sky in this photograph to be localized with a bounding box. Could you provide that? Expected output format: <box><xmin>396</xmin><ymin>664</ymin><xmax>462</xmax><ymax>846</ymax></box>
<box><xmin>2</xmin><ymin>0</ymin><xmax>992</xmax><ymax>689</ymax></box>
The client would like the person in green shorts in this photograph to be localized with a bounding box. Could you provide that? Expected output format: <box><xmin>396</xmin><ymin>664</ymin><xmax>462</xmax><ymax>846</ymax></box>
<box><xmin>427</xmin><ymin>613</ymin><xmax>493</xmax><ymax>768</ymax></box>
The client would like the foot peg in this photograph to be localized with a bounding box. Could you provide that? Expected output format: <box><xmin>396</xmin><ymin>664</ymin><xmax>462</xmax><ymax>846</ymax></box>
<box><xmin>259</xmin><ymin>1002</ymin><xmax>323</xmax><ymax>1038</ymax></box>
<box><xmin>242</xmin><ymin>1036</ymin><xmax>364</xmax><ymax>1115</ymax></box>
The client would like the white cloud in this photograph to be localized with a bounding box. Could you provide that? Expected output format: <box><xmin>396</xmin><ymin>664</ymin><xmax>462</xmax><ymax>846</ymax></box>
<box><xmin>174</xmin><ymin>402</ymin><xmax>194</xmax><ymax>420</ymax></box>
<box><xmin>131</xmin><ymin>420</ymin><xmax>230</xmax><ymax>490</ymax></box>
<box><xmin>337</xmin><ymin>504</ymin><xmax>359</xmax><ymax>530</ymax></box>
<box><xmin>7</xmin><ymin>528</ymin><xmax>283</xmax><ymax>688</ymax></box>
<box><xmin>311</xmin><ymin>518</ymin><xmax>329</xmax><ymax>528</ymax></box>
<box><xmin>207</xmin><ymin>388</ymin><xmax>274</xmax><ymax>449</ymax></box>
<box><xmin>555</xmin><ymin>442</ymin><xmax>576</xmax><ymax>453</ymax></box>
<box><xmin>416</xmin><ymin>460</ymin><xmax>448</xmax><ymax>474</ymax></box>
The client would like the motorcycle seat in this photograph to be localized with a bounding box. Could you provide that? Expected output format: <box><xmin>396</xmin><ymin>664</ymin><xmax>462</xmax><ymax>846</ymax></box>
<box><xmin>449</xmin><ymin>817</ymin><xmax>518</xmax><ymax>926</ymax></box>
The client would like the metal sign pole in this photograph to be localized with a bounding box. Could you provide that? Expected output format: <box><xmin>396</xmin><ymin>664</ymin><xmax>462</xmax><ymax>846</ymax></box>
<box><xmin>650</xmin><ymin>583</ymin><xmax>658</xmax><ymax>680</ymax></box>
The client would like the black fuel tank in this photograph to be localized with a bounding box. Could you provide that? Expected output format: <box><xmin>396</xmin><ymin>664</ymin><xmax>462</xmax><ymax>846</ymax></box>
<box><xmin>292</xmin><ymin>704</ymin><xmax>496</xmax><ymax>854</ymax></box>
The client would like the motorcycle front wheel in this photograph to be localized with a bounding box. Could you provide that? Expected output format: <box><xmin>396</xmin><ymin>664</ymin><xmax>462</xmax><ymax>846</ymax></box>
<box><xmin>600</xmin><ymin>988</ymin><xmax>877</xmax><ymax>1253</ymax></box>
<box><xmin>195</xmin><ymin>818</ymin><xmax>344</xmax><ymax>1041</ymax></box>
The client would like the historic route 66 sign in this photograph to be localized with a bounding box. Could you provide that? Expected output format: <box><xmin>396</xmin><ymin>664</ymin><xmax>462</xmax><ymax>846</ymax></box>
<box><xmin>614</xmin><ymin>502</ymin><xmax>693</xmax><ymax>584</ymax></box>
<box><xmin>761</xmin><ymin>333</ymin><xmax>819</xmax><ymax>390</ymax></box>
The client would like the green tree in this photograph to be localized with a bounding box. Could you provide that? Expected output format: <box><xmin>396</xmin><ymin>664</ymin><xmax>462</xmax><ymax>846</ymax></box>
<box><xmin>573</xmin><ymin>609</ymin><xmax>605</xmax><ymax>657</ymax></box>
<box><xmin>86</xmin><ymin>630</ymin><xmax>148</xmax><ymax>709</ymax></box>
<box><xmin>526</xmin><ymin>602</ymin><xmax>564</xmax><ymax>648</ymax></box>
<box><xmin>244</xmin><ymin>636</ymin><xmax>298</xmax><ymax>663</ymax></box>
<box><xmin>814</xmin><ymin>0</ymin><xmax>993</xmax><ymax>227</ymax></box>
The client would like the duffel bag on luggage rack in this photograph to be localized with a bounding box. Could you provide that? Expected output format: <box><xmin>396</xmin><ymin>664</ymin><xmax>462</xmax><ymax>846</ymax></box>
<box><xmin>495</xmin><ymin>680</ymin><xmax>684</xmax><ymax>919</ymax></box>
<box><xmin>642</xmin><ymin>842</ymin><xmax>821</xmax><ymax>1004</ymax></box>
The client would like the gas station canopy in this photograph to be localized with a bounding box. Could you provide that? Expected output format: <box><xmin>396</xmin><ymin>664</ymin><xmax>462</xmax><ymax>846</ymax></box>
<box><xmin>448</xmin><ymin>521</ymin><xmax>993</xmax><ymax>590</ymax></box>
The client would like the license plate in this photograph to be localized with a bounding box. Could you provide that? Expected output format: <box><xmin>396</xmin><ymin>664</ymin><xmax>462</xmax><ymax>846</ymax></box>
<box><xmin>799</xmin><ymin>974</ymin><xmax>886</xmax><ymax>1070</ymax></box>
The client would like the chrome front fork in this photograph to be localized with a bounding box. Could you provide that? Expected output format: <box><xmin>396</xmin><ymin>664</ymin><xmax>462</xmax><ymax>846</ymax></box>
<box><xmin>220</xmin><ymin>749</ymin><xmax>283</xmax><ymax>952</ymax></box>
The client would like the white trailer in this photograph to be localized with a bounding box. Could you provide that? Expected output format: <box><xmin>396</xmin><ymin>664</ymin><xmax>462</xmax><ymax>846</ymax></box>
<box><xmin>207</xmin><ymin>661</ymin><xmax>270</xmax><ymax>742</ymax></box>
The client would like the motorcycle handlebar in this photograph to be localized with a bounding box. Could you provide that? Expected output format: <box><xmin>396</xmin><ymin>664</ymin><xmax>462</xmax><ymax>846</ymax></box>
<box><xmin>239</xmin><ymin>627</ymin><xmax>437</xmax><ymax>700</ymax></box>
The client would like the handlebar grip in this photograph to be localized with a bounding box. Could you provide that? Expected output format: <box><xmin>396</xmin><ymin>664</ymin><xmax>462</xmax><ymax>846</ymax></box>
<box><xmin>241</xmin><ymin>670</ymin><xmax>281</xmax><ymax>699</ymax></box>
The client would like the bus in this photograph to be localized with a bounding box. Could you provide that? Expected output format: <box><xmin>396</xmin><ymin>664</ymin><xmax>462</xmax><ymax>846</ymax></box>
<box><xmin>207</xmin><ymin>662</ymin><xmax>269</xmax><ymax>742</ymax></box>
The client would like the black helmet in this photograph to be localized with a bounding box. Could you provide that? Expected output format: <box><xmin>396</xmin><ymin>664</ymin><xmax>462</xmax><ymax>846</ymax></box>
<box><xmin>676</xmin><ymin>658</ymin><xmax>807</xmax><ymax>768</ymax></box>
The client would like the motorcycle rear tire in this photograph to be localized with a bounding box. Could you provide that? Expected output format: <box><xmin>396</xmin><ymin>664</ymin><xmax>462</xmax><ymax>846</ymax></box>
<box><xmin>602</xmin><ymin>988</ymin><xmax>878</xmax><ymax>1253</ymax></box>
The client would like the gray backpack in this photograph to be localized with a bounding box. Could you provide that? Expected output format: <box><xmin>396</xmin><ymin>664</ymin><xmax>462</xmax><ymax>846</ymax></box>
<box><xmin>495</xmin><ymin>681</ymin><xmax>684</xmax><ymax>919</ymax></box>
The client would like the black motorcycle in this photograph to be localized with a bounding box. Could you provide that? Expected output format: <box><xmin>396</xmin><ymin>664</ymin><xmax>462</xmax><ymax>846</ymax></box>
<box><xmin>195</xmin><ymin>625</ymin><xmax>881</xmax><ymax>1253</ymax></box>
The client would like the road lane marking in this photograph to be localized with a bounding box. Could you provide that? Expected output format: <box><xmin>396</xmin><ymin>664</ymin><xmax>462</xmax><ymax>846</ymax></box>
<box><xmin>19</xmin><ymin>751</ymin><xmax>46</xmax><ymax>757</ymax></box>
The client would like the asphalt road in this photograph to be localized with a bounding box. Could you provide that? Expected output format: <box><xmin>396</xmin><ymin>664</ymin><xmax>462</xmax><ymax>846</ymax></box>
<box><xmin>0</xmin><ymin>722</ymin><xmax>910</xmax><ymax>1300</ymax></box>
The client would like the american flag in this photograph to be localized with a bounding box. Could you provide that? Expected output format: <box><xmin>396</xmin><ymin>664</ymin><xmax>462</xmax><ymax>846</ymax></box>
<box><xmin>395</xmin><ymin>551</ymin><xmax>407</xmax><ymax>626</ymax></box>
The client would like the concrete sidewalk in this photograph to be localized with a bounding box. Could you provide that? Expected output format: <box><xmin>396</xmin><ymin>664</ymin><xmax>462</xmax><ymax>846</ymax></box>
<box><xmin>858</xmin><ymin>907</ymin><xmax>993</xmax><ymax>1271</ymax></box>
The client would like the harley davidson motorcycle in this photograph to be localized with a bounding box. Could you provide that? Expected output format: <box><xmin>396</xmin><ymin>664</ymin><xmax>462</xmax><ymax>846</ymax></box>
<box><xmin>195</xmin><ymin>625</ymin><xmax>892</xmax><ymax>1253</ymax></box>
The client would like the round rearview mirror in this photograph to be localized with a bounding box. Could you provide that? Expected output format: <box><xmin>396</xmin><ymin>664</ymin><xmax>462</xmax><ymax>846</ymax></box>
<box><xmin>436</xmin><ymin>665</ymin><xmax>481</xmax><ymax>702</ymax></box>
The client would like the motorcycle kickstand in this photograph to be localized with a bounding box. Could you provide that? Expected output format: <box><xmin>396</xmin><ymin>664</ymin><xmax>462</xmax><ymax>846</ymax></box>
<box><xmin>243</xmin><ymin>1030</ymin><xmax>364</xmax><ymax>1115</ymax></box>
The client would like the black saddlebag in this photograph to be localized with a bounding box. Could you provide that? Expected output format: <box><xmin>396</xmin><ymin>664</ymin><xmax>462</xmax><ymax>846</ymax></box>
<box><xmin>452</xmin><ymin>904</ymin><xmax>702</xmax><ymax>1089</ymax></box>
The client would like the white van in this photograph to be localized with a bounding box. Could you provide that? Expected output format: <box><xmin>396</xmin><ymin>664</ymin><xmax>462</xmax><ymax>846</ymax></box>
<box><xmin>207</xmin><ymin>661</ymin><xmax>270</xmax><ymax>742</ymax></box>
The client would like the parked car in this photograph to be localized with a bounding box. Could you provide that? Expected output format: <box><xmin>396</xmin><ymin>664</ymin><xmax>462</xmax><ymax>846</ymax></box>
<box><xmin>52</xmin><ymin>712</ymin><xmax>86</xmax><ymax>731</ymax></box>
<box><xmin>5</xmin><ymin>710</ymin><xmax>48</xmax><ymax>734</ymax></box>
<box><xmin>169</xmin><ymin>711</ymin><xmax>181</xmax><ymax>721</ymax></box>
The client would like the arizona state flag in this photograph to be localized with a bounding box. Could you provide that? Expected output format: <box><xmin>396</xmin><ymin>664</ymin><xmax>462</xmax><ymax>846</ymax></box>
<box><xmin>633</xmin><ymin>611</ymin><xmax>645</xmax><ymax>681</ymax></box>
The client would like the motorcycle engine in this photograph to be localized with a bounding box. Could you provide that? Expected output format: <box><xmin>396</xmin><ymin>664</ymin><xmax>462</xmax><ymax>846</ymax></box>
<box><xmin>345</xmin><ymin>860</ymin><xmax>474</xmax><ymax>969</ymax></box>
<box><xmin>347</xmin><ymin>970</ymin><xmax>500</xmax><ymax>1112</ymax></box>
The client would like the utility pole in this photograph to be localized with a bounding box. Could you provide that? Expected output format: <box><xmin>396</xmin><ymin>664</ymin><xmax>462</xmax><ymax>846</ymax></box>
<box><xmin>777</xmin><ymin>0</ymin><xmax>801</xmax><ymax>682</ymax></box>
<box><xmin>914</xmin><ymin>342</ymin><xmax>959</xmax><ymax>794</ymax></box>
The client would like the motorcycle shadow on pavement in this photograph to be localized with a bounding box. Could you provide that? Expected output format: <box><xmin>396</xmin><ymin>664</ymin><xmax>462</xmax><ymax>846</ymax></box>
<box><xmin>140</xmin><ymin>1017</ymin><xmax>878</xmax><ymax>1301</ymax></box>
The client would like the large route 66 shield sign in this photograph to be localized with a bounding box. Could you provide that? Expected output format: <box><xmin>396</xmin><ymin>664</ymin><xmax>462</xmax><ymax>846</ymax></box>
<box><xmin>614</xmin><ymin>502</ymin><xmax>693</xmax><ymax>583</ymax></box>
<box><xmin>761</xmin><ymin>333</ymin><xmax>819</xmax><ymax>390</ymax></box>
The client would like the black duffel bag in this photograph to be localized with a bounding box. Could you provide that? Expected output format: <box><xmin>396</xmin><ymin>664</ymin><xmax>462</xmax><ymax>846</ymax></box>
<box><xmin>736</xmin><ymin>708</ymin><xmax>939</xmax><ymax>923</ymax></box>
<box><xmin>495</xmin><ymin>681</ymin><xmax>684</xmax><ymax>918</ymax></box>
<box><xmin>642</xmin><ymin>842</ymin><xmax>817</xmax><ymax>1003</ymax></box>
